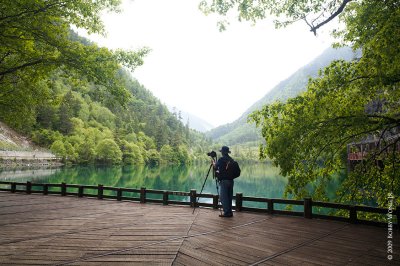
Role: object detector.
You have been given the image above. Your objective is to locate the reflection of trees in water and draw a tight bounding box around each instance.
[0,168,61,181]
[2,164,340,200]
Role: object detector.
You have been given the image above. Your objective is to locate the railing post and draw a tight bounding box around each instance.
[97,184,103,200]
[235,193,243,212]
[26,181,32,194]
[190,189,197,208]
[213,194,219,209]
[11,182,16,193]
[43,184,48,195]
[267,199,274,214]
[61,182,66,196]
[78,186,84,197]
[140,187,146,203]
[349,205,357,224]
[304,197,312,219]
[163,191,168,205]
[117,188,122,201]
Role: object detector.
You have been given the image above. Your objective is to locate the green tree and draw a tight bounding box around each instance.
[205,0,400,206]
[199,0,354,33]
[0,0,149,131]
[146,149,161,166]
[120,140,144,165]
[89,102,116,129]
[50,140,66,158]
[32,129,63,147]
[96,139,122,164]
[64,141,79,163]
[175,145,191,165]
[0,0,148,89]
[77,140,96,164]
[160,145,177,164]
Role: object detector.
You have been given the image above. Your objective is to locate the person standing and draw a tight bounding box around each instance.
[214,146,235,217]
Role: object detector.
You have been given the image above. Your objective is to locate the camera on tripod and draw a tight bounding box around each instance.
[207,150,217,158]
[192,150,220,214]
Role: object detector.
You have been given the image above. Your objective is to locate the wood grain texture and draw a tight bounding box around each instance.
[0,192,397,265]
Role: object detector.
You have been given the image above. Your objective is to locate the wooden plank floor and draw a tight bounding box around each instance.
[0,192,398,265]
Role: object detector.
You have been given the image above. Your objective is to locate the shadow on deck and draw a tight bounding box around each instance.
[0,192,398,265]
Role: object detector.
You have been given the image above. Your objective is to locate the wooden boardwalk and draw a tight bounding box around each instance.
[0,192,398,265]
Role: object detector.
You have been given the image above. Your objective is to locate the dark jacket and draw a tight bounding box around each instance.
[216,154,233,180]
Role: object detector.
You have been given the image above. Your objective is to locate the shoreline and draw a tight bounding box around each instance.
[0,159,63,169]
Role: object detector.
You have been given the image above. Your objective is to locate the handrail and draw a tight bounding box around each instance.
[0,181,398,227]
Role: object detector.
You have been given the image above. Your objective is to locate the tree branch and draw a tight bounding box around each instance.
[0,1,66,23]
[312,114,400,129]
[0,59,44,77]
[0,52,11,64]
[309,0,353,35]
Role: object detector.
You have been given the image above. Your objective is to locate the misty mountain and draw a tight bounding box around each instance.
[167,106,214,132]
[206,47,360,145]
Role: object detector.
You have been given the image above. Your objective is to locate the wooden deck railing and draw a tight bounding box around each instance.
[0,181,398,228]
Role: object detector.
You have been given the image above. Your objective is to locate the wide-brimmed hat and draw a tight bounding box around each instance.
[219,146,231,154]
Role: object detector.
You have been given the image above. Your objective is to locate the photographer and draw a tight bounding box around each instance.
[213,146,235,218]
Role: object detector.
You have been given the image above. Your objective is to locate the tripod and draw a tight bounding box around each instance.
[192,157,222,215]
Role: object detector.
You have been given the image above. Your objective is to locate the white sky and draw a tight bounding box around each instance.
[79,0,335,127]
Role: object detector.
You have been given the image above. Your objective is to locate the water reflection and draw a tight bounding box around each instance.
[1,164,345,213]
[0,163,287,199]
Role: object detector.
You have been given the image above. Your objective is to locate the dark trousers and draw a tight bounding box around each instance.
[219,179,234,216]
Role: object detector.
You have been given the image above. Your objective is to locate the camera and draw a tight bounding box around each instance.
[207,150,217,158]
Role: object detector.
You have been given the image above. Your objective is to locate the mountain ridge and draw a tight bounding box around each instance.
[165,105,215,132]
[206,47,360,145]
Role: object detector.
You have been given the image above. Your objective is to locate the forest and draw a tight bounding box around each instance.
[0,1,213,165]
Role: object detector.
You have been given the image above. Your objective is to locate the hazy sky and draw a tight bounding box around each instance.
[79,0,335,127]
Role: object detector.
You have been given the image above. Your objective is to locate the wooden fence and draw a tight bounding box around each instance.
[0,181,398,228]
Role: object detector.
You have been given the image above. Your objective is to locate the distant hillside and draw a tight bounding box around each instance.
[207,47,360,145]
[166,106,214,132]
[180,111,215,133]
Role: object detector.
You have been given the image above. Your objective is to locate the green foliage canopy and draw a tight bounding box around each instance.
[96,139,122,164]
[27,69,201,166]
[199,0,353,33]
[0,0,149,130]
[203,0,400,206]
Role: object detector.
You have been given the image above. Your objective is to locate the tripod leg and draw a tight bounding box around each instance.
[192,163,213,214]
[215,179,223,215]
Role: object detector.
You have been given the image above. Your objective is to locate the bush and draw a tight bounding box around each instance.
[121,140,144,164]
[50,140,66,158]
[96,139,122,164]
[31,129,63,147]
[146,149,160,166]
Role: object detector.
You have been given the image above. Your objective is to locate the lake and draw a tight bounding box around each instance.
[0,163,342,209]
[0,163,287,205]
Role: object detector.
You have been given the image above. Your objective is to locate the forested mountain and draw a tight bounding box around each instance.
[207,47,359,145]
[1,58,212,165]
[0,0,212,166]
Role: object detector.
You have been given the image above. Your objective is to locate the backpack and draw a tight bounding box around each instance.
[226,159,241,179]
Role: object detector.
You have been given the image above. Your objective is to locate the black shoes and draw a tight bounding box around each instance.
[219,214,233,218]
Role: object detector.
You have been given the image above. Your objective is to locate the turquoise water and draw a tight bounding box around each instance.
[0,163,288,208]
